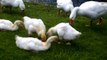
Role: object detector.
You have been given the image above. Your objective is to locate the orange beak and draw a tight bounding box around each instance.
[69,19,74,26]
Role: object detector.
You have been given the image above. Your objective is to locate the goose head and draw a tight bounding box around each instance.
[69,7,79,25]
[38,30,46,42]
[21,10,25,15]
[47,27,56,37]
[41,36,58,51]
[14,20,23,27]
[69,19,74,26]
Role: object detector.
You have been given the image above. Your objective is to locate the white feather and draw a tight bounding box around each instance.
[15,35,58,51]
[0,19,23,31]
[69,1,107,20]
[23,16,46,42]
[47,23,81,41]
[0,0,25,11]
[57,0,74,12]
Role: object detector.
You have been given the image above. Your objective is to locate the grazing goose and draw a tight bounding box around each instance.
[15,35,58,52]
[0,19,23,31]
[23,16,46,42]
[69,1,107,26]
[47,23,81,44]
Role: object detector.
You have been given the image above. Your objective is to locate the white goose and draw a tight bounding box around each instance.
[23,16,46,42]
[47,23,81,42]
[57,0,74,12]
[69,1,107,26]
[0,0,25,13]
[0,19,23,31]
[15,35,58,52]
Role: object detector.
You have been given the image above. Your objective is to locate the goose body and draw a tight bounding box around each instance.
[0,19,23,31]
[0,0,25,11]
[57,0,74,12]
[23,16,46,42]
[47,23,81,41]
[69,1,107,25]
[15,35,58,51]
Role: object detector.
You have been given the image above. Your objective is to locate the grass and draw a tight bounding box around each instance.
[0,3,107,60]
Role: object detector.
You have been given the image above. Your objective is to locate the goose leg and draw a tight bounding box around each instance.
[0,29,6,31]
[90,20,93,26]
[7,6,12,12]
[28,31,32,37]
[96,17,103,25]
[0,5,2,12]
[9,6,12,11]
[66,41,73,45]
[56,39,61,44]
[57,9,61,15]
[58,41,61,44]
[66,42,71,45]
[0,5,3,12]
[21,10,25,15]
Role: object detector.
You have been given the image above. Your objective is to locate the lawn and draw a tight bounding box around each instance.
[0,3,107,60]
